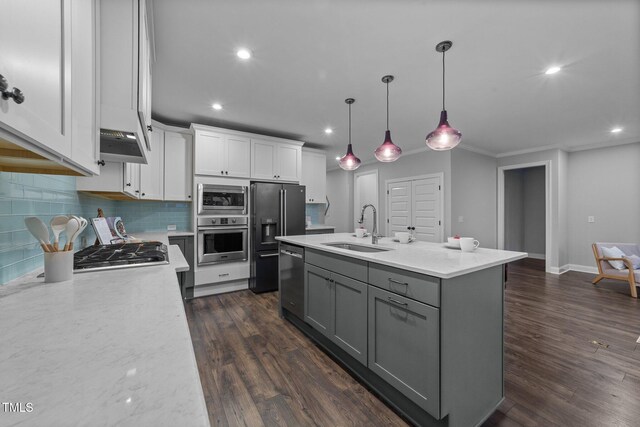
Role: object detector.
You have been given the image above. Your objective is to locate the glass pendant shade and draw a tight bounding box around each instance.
[374,130,402,162]
[339,143,361,171]
[425,110,461,151]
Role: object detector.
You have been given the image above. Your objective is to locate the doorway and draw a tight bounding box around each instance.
[498,162,551,269]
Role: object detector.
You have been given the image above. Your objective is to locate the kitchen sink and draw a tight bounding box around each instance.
[323,242,393,252]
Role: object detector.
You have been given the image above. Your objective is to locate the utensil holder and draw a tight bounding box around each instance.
[44,251,74,283]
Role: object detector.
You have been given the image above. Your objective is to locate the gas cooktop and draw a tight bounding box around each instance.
[74,241,169,273]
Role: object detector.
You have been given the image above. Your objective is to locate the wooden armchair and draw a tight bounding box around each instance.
[592,243,638,298]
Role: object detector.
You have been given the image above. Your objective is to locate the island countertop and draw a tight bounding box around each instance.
[0,232,209,427]
[276,233,527,279]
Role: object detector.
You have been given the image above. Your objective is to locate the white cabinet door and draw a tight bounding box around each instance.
[124,163,140,198]
[138,0,152,149]
[412,178,441,243]
[0,0,71,157]
[77,162,124,192]
[225,135,250,178]
[302,150,326,203]
[139,128,164,200]
[277,144,301,182]
[164,131,193,201]
[70,0,99,174]
[251,139,277,180]
[194,131,225,176]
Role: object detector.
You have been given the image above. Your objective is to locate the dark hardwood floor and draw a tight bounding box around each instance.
[185,259,640,427]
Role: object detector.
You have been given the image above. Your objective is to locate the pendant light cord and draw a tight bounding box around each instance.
[386,80,390,130]
[348,102,352,145]
[442,49,446,111]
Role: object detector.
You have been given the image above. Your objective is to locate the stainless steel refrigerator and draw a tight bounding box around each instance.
[250,182,306,293]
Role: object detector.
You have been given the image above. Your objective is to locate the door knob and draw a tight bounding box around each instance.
[147,125,152,132]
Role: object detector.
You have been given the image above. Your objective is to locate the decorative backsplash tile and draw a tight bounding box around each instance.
[0,172,191,284]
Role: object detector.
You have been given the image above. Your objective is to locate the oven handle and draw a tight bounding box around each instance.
[198,226,248,231]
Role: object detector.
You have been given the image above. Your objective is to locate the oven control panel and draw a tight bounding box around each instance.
[197,216,248,227]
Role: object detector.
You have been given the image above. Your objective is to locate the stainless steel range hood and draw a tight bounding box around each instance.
[100,128,147,163]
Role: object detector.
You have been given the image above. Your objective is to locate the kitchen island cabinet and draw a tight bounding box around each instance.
[277,233,526,427]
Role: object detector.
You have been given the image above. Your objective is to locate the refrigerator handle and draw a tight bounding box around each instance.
[283,189,288,236]
[279,189,284,236]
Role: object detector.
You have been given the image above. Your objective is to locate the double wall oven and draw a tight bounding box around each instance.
[196,184,249,266]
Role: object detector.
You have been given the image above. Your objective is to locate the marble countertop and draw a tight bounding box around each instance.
[276,233,527,279]
[0,232,209,426]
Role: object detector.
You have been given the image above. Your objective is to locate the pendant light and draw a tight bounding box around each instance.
[374,75,402,162]
[426,40,462,151]
[338,98,361,171]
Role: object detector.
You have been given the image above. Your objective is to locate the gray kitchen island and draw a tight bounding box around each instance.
[276,233,527,427]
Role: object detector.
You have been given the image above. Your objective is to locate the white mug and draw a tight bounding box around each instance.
[459,237,480,252]
[395,232,411,244]
[355,228,367,238]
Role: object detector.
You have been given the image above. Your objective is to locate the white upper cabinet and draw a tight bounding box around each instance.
[301,149,327,203]
[192,125,250,178]
[0,0,99,175]
[139,128,164,200]
[124,163,141,199]
[250,139,277,180]
[100,0,152,161]
[251,139,302,182]
[164,131,193,201]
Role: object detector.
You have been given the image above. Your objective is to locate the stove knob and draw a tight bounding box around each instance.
[211,219,217,224]
[231,219,237,224]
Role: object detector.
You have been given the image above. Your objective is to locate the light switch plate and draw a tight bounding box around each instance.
[167,224,177,231]
[588,216,595,223]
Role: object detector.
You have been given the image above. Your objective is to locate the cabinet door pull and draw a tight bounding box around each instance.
[388,278,408,287]
[219,273,230,277]
[388,297,408,307]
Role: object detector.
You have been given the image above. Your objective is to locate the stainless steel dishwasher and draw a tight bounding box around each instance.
[279,243,304,320]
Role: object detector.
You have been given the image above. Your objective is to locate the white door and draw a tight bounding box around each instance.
[194,131,225,176]
[164,131,192,201]
[0,0,71,157]
[276,144,301,182]
[225,135,251,178]
[251,139,277,180]
[139,128,164,200]
[354,170,379,233]
[412,177,441,242]
[387,180,412,236]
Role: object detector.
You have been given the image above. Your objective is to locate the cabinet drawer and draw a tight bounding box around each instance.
[368,263,440,308]
[305,249,367,283]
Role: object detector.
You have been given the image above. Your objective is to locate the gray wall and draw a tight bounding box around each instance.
[325,169,353,233]
[522,167,546,255]
[451,148,498,248]
[504,169,524,251]
[568,143,640,267]
[327,148,452,239]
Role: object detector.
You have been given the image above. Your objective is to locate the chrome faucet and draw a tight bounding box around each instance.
[358,204,382,244]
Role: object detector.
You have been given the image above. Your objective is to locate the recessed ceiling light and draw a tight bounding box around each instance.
[324,128,333,134]
[236,48,251,60]
[212,103,223,110]
[611,127,623,133]
[545,66,562,75]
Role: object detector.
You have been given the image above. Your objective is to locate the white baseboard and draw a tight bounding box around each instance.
[528,253,546,260]
[547,264,570,275]
[566,264,598,274]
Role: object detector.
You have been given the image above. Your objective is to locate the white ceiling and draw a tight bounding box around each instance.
[151,0,640,166]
